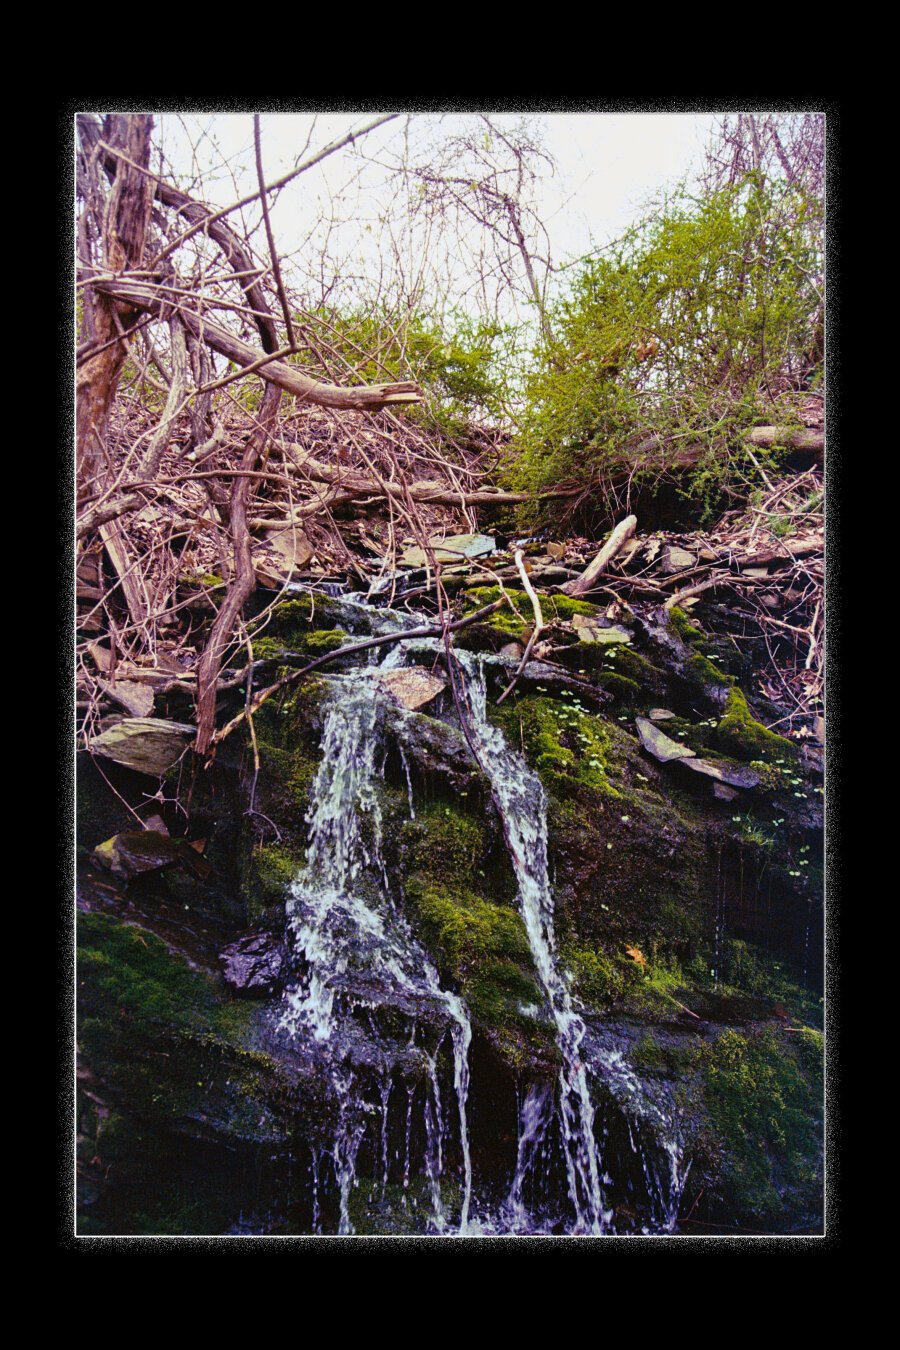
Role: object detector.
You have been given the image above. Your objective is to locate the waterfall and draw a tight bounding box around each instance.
[278,669,474,1234]
[274,591,686,1234]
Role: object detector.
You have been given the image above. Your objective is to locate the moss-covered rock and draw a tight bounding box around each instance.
[716,688,799,766]
[492,691,621,796]
[695,1026,823,1225]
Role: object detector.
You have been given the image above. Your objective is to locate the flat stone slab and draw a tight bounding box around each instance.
[682,757,761,789]
[635,716,697,762]
[572,614,633,644]
[379,667,446,711]
[89,717,195,775]
[402,533,495,567]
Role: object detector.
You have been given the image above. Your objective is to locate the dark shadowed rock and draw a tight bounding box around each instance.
[219,932,287,996]
[93,830,187,878]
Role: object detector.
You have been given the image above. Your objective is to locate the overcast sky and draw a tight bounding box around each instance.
[150,111,723,331]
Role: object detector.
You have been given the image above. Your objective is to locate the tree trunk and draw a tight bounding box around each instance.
[76,115,154,496]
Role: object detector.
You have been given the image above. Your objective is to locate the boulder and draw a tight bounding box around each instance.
[219,932,287,996]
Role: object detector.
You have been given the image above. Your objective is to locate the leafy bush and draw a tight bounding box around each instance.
[290,306,515,438]
[506,176,823,510]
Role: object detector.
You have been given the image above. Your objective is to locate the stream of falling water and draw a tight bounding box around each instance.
[455,649,609,1233]
[275,591,685,1234]
[278,670,472,1234]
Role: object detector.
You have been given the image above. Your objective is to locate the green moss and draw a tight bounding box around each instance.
[407,880,542,1025]
[716,688,798,765]
[258,594,340,633]
[630,1031,692,1076]
[668,606,706,644]
[181,570,226,589]
[492,692,620,796]
[668,607,734,691]
[595,672,642,701]
[404,802,488,883]
[685,651,733,690]
[77,912,307,1159]
[242,840,303,922]
[401,804,544,1044]
[296,627,348,655]
[462,586,600,642]
[698,1027,823,1220]
[562,942,637,1006]
[77,911,227,1036]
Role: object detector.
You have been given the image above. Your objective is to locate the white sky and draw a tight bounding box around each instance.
[155,112,720,296]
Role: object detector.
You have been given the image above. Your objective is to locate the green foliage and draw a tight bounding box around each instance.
[719,939,823,1029]
[506,177,823,509]
[562,943,637,1006]
[291,306,514,437]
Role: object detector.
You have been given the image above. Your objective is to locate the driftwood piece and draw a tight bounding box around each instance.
[562,515,638,597]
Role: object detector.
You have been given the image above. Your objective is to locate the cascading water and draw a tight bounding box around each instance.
[274,589,686,1235]
[277,663,473,1234]
[455,649,608,1233]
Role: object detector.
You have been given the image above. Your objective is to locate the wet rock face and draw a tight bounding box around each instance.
[220,932,287,996]
[77,584,824,1236]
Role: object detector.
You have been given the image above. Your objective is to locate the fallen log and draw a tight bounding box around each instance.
[745,427,824,455]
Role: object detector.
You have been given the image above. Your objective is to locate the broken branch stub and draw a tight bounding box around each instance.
[562,515,638,597]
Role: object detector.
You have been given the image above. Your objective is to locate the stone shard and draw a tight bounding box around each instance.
[98,678,155,718]
[89,717,195,775]
[635,716,697,762]
[379,667,446,711]
[219,932,287,997]
[259,526,314,577]
[659,545,698,574]
[648,708,677,721]
[401,533,495,567]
